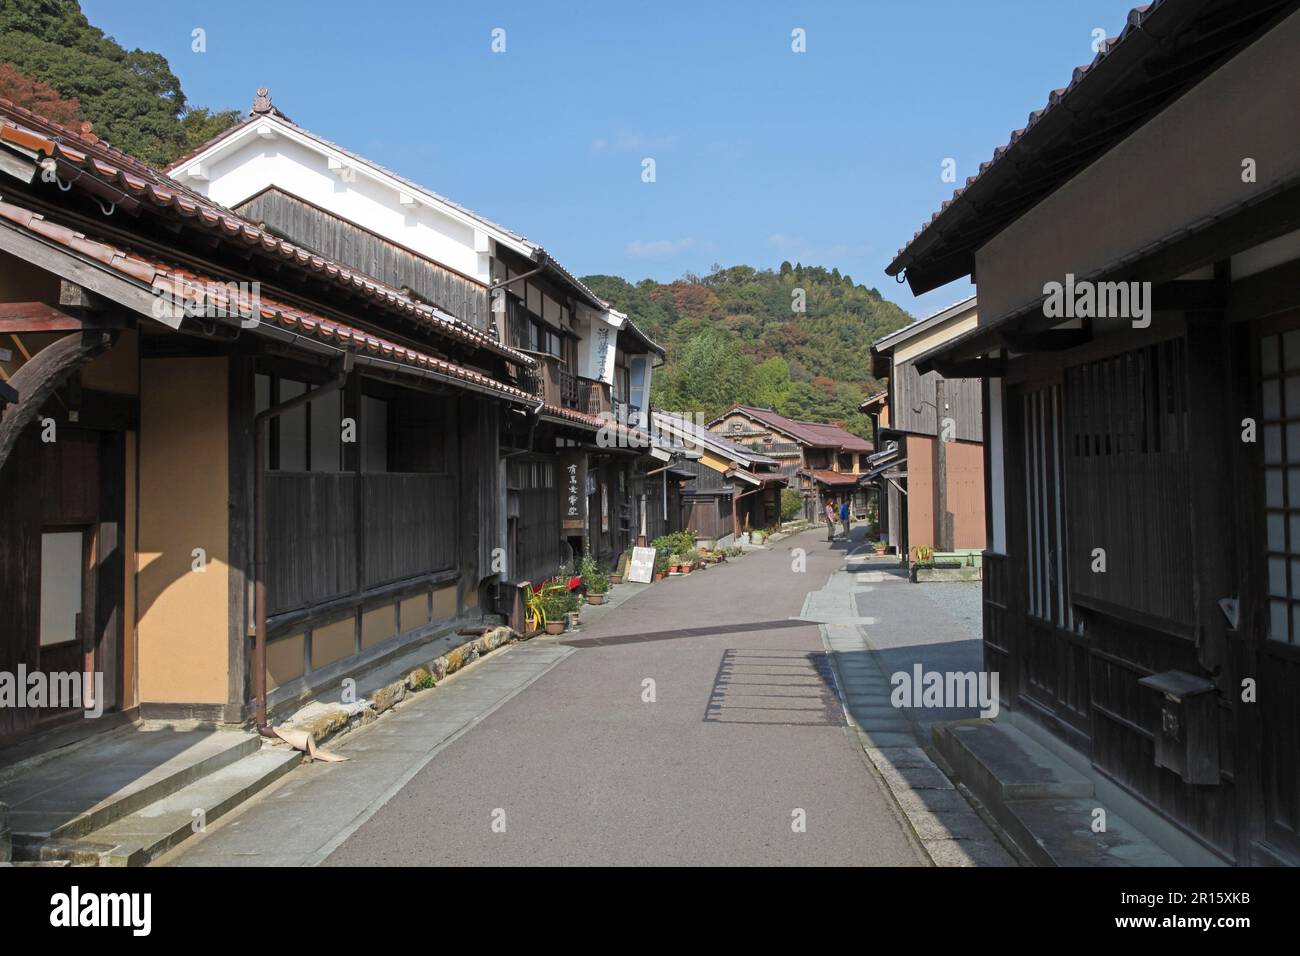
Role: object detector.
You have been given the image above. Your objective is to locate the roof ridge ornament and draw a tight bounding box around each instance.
[252,87,273,115]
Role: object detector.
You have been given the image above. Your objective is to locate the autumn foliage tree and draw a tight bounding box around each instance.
[0,62,81,126]
[586,264,912,438]
[0,0,239,165]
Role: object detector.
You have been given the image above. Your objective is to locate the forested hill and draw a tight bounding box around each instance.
[583,264,914,439]
[0,0,240,166]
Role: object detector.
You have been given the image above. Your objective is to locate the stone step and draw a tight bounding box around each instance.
[935,720,1093,803]
[934,720,1180,866]
[25,746,301,867]
[4,730,262,845]
[1002,797,1181,867]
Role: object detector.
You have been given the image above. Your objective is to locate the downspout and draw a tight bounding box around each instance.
[251,355,352,735]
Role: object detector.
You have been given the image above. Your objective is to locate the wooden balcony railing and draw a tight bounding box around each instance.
[525,353,614,416]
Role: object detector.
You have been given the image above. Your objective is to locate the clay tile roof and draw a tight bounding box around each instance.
[717,405,873,454]
[0,194,537,407]
[0,97,536,370]
[885,0,1288,292]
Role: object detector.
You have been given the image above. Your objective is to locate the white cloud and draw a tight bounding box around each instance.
[766,233,873,261]
[626,238,697,258]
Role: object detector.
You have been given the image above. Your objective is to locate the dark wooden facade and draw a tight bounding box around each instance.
[980,312,1289,862]
[236,188,491,328]
[882,0,1300,866]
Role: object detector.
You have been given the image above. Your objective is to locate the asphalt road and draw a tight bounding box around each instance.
[324,530,924,866]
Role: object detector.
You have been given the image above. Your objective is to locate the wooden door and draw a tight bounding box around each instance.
[1017,381,1090,743]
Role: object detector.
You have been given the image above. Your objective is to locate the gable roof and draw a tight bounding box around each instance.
[0,97,536,369]
[885,0,1294,295]
[167,91,608,312]
[872,295,977,354]
[711,405,873,454]
[651,411,777,468]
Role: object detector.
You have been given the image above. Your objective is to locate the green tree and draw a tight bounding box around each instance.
[0,0,239,165]
[589,261,911,438]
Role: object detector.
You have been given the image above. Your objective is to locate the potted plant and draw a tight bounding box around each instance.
[524,580,565,635]
[579,553,610,604]
[654,553,669,581]
[873,540,888,555]
[541,587,571,634]
[668,553,683,575]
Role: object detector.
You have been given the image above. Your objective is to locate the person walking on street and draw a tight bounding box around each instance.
[840,499,851,539]
[825,500,837,541]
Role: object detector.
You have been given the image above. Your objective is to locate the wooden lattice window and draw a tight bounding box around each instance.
[1261,329,1300,644]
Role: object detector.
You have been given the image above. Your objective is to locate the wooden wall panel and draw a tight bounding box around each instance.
[237,189,490,328]
[265,473,357,615]
[1064,340,1194,627]
[362,474,457,588]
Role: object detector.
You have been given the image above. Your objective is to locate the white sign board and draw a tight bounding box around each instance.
[627,546,657,584]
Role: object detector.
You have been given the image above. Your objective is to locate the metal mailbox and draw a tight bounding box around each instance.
[1137,670,1220,785]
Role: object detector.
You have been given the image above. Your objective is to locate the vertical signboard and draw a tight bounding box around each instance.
[561,449,587,532]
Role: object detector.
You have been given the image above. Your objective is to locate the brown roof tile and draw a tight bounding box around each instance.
[0,97,535,370]
[0,195,537,407]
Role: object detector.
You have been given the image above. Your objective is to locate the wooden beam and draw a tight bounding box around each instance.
[0,301,130,332]
[917,356,1007,378]
[999,328,1092,352]
[1151,279,1228,311]
[0,329,117,471]
[1226,256,1300,323]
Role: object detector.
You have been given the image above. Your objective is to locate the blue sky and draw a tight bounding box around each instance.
[84,0,1140,319]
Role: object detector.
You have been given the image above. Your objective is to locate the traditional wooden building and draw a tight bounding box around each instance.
[0,97,559,745]
[708,405,872,521]
[885,0,1300,865]
[866,296,985,557]
[652,411,785,544]
[167,90,671,583]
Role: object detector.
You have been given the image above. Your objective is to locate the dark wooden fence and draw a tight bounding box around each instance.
[361,474,457,588]
[266,472,457,615]
[508,456,562,583]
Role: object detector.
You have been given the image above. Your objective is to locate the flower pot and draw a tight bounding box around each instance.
[609,574,623,585]
[654,572,665,581]
[544,621,565,635]
[586,592,606,605]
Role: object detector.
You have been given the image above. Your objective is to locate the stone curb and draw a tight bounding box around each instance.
[278,625,519,749]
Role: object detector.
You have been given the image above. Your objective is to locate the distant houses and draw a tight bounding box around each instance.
[653,411,786,545]
[885,2,1300,866]
[0,89,688,746]
[708,405,873,522]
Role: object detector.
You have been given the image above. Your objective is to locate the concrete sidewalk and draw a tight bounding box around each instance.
[799,533,1015,866]
[161,640,573,866]
[822,531,1212,867]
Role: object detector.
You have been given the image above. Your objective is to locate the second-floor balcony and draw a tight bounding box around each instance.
[523,352,613,417]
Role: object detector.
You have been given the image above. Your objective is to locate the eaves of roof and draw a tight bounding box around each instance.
[168,106,607,317]
[0,99,536,370]
[0,196,540,408]
[885,0,1294,295]
[871,295,977,354]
